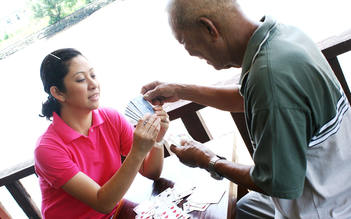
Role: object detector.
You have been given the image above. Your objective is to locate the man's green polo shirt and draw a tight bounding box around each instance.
[239,16,345,200]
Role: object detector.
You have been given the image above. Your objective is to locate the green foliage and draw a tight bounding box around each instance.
[0,0,95,49]
[31,0,80,25]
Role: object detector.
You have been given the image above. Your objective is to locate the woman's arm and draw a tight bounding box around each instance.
[139,143,164,180]
[62,114,161,214]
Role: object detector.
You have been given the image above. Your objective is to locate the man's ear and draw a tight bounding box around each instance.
[50,86,65,102]
[198,17,219,41]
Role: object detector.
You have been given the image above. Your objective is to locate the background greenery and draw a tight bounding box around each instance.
[0,0,96,50]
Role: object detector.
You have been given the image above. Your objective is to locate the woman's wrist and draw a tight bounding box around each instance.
[154,139,165,149]
[129,147,149,161]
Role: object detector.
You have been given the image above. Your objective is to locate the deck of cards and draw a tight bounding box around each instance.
[133,182,225,218]
[133,185,194,219]
[125,95,155,125]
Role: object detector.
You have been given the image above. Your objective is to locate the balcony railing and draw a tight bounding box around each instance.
[1,30,350,219]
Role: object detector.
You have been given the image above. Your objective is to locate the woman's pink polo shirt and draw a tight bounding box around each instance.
[34,108,133,219]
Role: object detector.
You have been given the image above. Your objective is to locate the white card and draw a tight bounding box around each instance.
[187,181,225,204]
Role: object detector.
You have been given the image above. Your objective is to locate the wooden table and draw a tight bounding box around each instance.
[124,133,236,219]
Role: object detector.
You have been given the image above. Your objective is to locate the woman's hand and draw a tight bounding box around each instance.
[154,106,169,142]
[132,114,161,157]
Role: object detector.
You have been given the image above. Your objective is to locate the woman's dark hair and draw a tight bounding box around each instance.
[40,48,82,120]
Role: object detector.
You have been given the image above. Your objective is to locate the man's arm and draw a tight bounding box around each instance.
[169,142,265,194]
[214,159,265,193]
[141,81,244,112]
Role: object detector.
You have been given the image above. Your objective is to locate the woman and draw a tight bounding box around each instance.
[35,48,169,218]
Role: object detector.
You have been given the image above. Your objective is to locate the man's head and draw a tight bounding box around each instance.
[167,0,257,69]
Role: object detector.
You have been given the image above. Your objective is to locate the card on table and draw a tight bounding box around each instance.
[187,180,226,204]
[134,186,193,219]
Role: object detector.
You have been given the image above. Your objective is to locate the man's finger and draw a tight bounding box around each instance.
[143,90,158,102]
[151,99,162,106]
[170,144,181,155]
[141,81,159,94]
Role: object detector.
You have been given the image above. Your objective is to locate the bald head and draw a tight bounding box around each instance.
[167,0,240,30]
[166,0,258,68]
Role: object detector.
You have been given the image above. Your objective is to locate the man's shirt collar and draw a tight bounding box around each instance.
[239,16,277,93]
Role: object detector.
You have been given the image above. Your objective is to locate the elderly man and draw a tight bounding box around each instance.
[141,0,351,218]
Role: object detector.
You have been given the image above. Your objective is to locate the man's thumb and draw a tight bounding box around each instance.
[170,144,180,155]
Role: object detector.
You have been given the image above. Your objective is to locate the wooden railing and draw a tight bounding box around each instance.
[1,30,350,218]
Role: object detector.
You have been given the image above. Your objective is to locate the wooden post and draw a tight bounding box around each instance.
[327,57,351,103]
[181,111,212,143]
[5,181,41,219]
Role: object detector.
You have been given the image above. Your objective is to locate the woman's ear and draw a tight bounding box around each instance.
[50,86,65,103]
[198,17,220,41]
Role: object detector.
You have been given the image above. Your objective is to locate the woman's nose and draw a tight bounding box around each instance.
[87,77,98,89]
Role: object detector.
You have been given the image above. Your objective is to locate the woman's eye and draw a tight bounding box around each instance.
[76,78,85,82]
[91,74,96,79]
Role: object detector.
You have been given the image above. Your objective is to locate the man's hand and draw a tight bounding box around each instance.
[141,81,182,105]
[169,139,217,169]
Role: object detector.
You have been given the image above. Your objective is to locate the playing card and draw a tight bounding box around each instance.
[131,95,154,115]
[156,187,176,202]
[182,202,193,214]
[125,107,141,121]
[187,181,225,204]
[173,185,196,200]
[166,134,181,148]
[133,199,156,215]
[155,202,188,219]
[127,101,144,118]
[165,133,194,149]
[125,95,155,125]
[135,214,153,219]
[186,201,210,212]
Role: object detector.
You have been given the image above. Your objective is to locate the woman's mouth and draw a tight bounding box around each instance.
[89,93,100,101]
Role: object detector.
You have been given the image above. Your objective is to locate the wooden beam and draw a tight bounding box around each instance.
[230,112,253,156]
[165,100,206,121]
[5,181,41,219]
[0,160,35,187]
[318,29,351,59]
[181,111,212,143]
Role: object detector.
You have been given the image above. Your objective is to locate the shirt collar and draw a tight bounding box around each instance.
[239,16,277,88]
[52,109,104,143]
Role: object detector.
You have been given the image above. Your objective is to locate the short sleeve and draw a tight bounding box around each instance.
[35,140,80,189]
[116,112,134,156]
[250,107,307,199]
[100,108,134,156]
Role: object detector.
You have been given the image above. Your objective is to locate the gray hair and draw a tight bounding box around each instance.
[167,0,238,30]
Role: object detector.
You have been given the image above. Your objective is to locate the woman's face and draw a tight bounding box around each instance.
[61,55,100,112]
